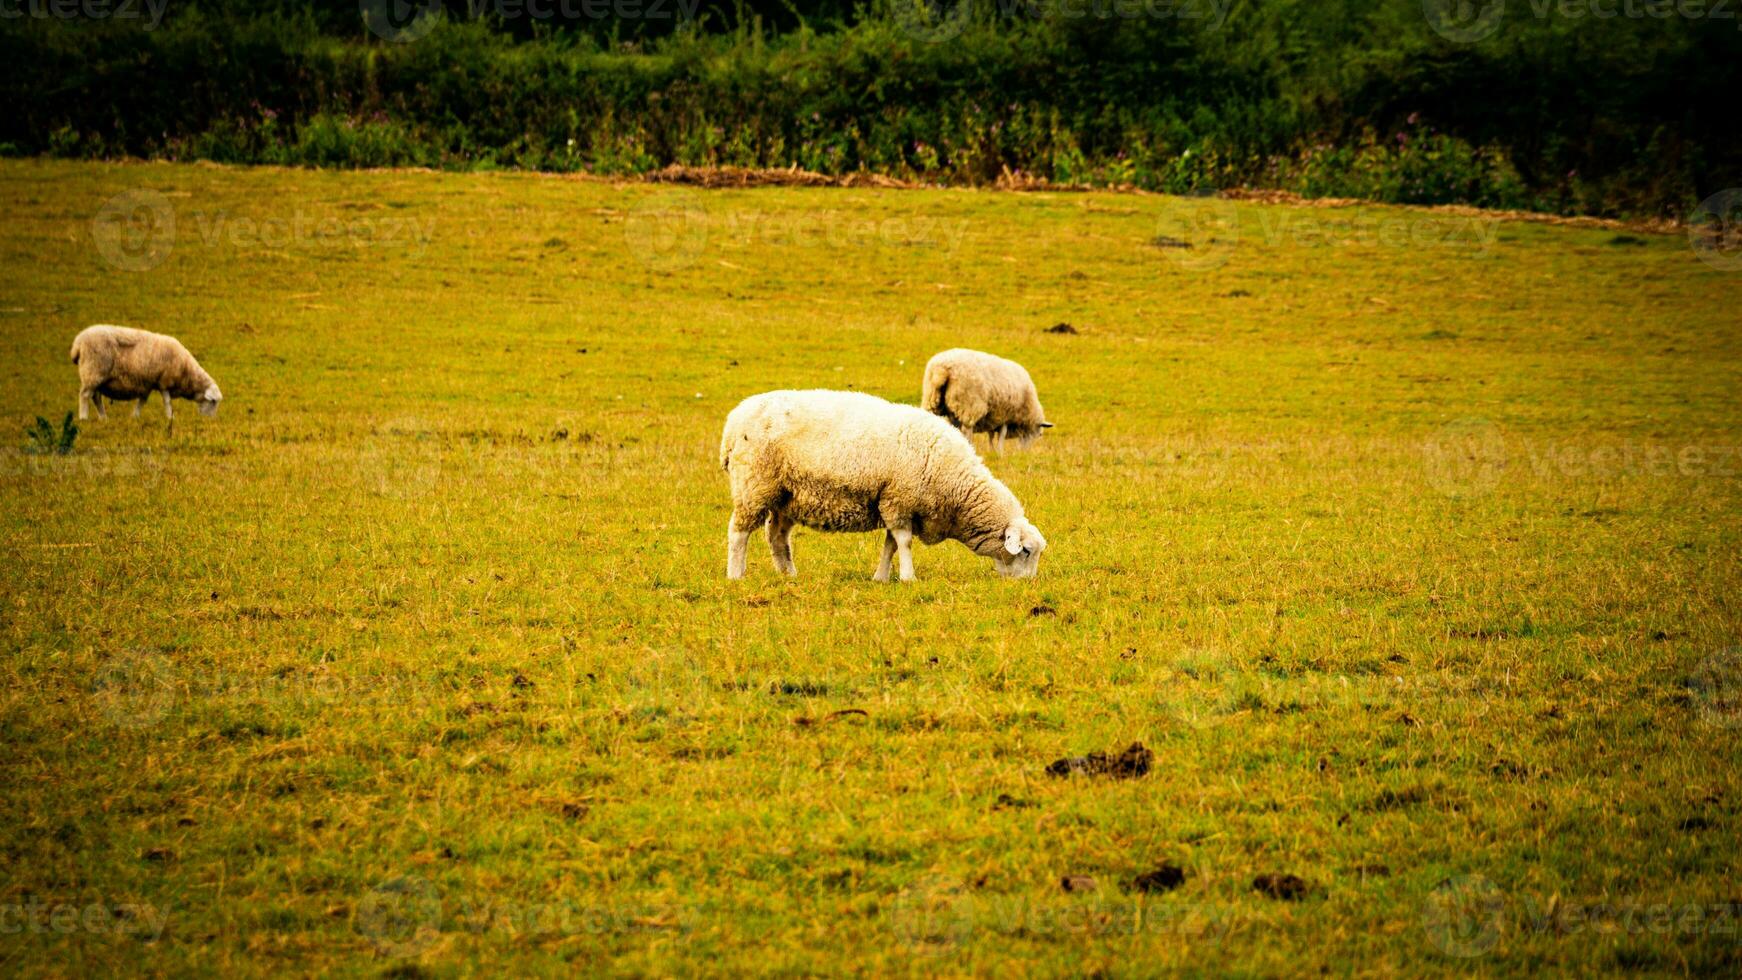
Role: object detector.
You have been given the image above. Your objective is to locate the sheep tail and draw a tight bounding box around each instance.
[69,340,80,364]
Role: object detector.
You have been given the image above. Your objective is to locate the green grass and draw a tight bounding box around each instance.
[1,158,1738,975]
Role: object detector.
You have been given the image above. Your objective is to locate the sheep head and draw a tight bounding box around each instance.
[197,383,222,418]
[992,518,1047,579]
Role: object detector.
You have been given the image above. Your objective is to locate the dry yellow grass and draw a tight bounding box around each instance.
[0,159,1738,975]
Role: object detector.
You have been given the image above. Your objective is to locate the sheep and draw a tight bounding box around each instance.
[720,389,1047,582]
[921,348,1052,453]
[70,325,222,422]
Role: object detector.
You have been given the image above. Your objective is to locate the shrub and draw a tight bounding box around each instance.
[24,414,78,456]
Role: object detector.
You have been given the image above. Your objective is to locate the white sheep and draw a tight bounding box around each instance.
[921,348,1052,453]
[70,325,222,422]
[720,389,1047,582]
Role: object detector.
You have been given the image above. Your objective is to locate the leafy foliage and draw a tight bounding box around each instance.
[23,413,78,456]
[1,1,1736,215]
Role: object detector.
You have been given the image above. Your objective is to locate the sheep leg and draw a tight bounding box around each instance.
[873,531,896,582]
[995,426,1007,454]
[131,399,141,419]
[162,390,173,421]
[726,512,761,580]
[767,511,796,577]
[891,527,916,583]
[94,394,107,420]
[78,389,93,421]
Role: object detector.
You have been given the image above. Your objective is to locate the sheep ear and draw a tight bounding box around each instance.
[1039,422,1054,429]
[1004,526,1024,555]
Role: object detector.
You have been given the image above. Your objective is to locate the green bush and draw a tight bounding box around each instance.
[24,414,78,456]
[0,2,1735,216]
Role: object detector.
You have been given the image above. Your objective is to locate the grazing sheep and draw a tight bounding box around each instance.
[720,389,1047,582]
[70,325,222,422]
[921,348,1052,453]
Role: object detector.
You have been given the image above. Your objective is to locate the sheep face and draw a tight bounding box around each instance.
[196,383,222,418]
[1016,421,1055,449]
[991,519,1047,579]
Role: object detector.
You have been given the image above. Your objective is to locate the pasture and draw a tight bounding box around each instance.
[0,158,1738,975]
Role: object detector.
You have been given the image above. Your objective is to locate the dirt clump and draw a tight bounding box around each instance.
[1046,742,1153,779]
[1252,873,1311,900]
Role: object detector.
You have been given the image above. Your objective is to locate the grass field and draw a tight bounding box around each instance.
[1,158,1739,976]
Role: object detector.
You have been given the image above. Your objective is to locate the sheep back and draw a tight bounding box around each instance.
[722,390,1020,544]
[921,348,1047,436]
[72,325,215,400]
